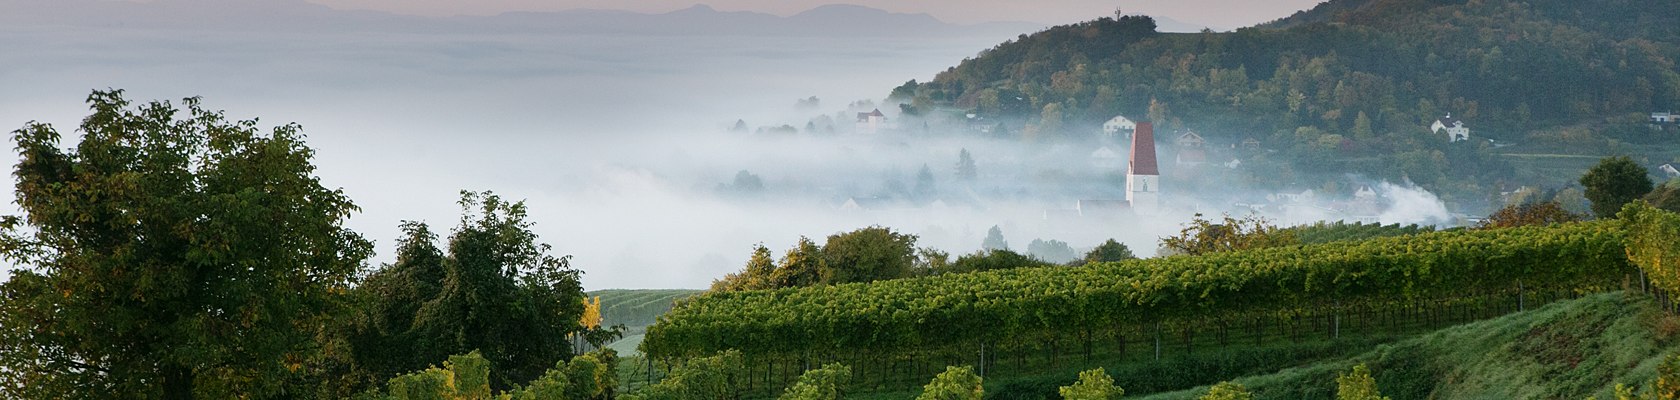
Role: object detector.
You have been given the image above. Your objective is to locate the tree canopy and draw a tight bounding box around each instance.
[1580,156,1653,218]
[0,90,374,398]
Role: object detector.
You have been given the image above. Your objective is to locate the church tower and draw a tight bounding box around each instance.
[1127,121,1159,213]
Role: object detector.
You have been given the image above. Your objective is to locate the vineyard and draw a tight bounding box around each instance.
[641,219,1642,395]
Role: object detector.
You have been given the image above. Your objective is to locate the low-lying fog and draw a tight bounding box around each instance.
[0,17,1454,289]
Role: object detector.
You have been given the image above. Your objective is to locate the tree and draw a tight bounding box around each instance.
[1336,364,1390,400]
[712,244,776,292]
[0,90,374,398]
[915,164,937,199]
[394,191,587,390]
[1083,239,1137,264]
[820,226,919,284]
[1059,368,1124,400]
[946,249,1046,274]
[982,225,1009,251]
[1581,156,1653,218]
[350,222,450,390]
[956,149,978,181]
[1027,239,1080,264]
[1198,382,1252,400]
[1159,214,1298,256]
[770,237,825,288]
[1478,202,1582,229]
[778,363,852,400]
[917,366,984,400]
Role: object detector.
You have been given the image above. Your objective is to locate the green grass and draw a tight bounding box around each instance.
[1135,291,1678,400]
[588,289,703,356]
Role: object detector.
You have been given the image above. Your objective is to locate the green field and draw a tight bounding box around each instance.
[587,289,702,355]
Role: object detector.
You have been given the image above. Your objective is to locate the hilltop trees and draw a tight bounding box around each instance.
[1581,156,1653,218]
[1160,214,1298,256]
[1082,239,1138,264]
[712,227,921,291]
[0,90,374,398]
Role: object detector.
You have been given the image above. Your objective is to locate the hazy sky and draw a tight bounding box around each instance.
[305,0,1327,28]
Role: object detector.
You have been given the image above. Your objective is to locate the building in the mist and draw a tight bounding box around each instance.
[856,109,886,134]
[1090,146,1123,171]
[1174,131,1207,167]
[1103,115,1137,138]
[1127,121,1160,213]
[1430,114,1470,142]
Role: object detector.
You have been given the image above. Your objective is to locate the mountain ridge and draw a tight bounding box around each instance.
[0,0,1044,37]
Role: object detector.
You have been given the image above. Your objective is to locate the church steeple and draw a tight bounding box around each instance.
[1127,121,1160,213]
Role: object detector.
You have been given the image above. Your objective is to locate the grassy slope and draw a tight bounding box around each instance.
[587,289,702,355]
[1136,292,1678,400]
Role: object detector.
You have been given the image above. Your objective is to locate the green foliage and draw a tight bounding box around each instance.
[1199,382,1252,400]
[621,350,746,400]
[383,351,492,400]
[0,90,374,398]
[1283,221,1433,245]
[1582,156,1655,219]
[1335,364,1388,400]
[917,366,984,400]
[1059,368,1125,400]
[820,226,919,285]
[943,249,1048,274]
[349,191,586,391]
[1621,202,1680,309]
[1160,214,1299,256]
[1083,239,1138,264]
[644,222,1628,361]
[378,350,617,400]
[778,363,853,400]
[1643,180,1680,213]
[1479,202,1583,229]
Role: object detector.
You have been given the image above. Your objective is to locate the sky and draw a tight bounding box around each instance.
[302,0,1326,28]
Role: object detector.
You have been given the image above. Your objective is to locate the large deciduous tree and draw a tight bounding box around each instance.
[1580,156,1653,219]
[0,90,374,398]
[820,226,918,285]
[351,191,586,391]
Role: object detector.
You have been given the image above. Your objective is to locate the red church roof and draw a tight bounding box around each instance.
[1130,121,1159,175]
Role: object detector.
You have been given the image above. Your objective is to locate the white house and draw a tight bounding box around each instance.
[1661,164,1680,178]
[1176,131,1206,148]
[855,109,886,134]
[1430,114,1470,142]
[1654,112,1675,124]
[1102,116,1137,138]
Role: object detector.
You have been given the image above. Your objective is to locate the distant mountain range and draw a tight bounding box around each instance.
[0,0,1058,37]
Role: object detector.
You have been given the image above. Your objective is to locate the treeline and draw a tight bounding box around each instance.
[710,227,1137,293]
[896,0,1680,206]
[914,0,1679,139]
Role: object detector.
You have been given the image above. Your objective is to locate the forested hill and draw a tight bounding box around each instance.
[899,0,1680,143]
